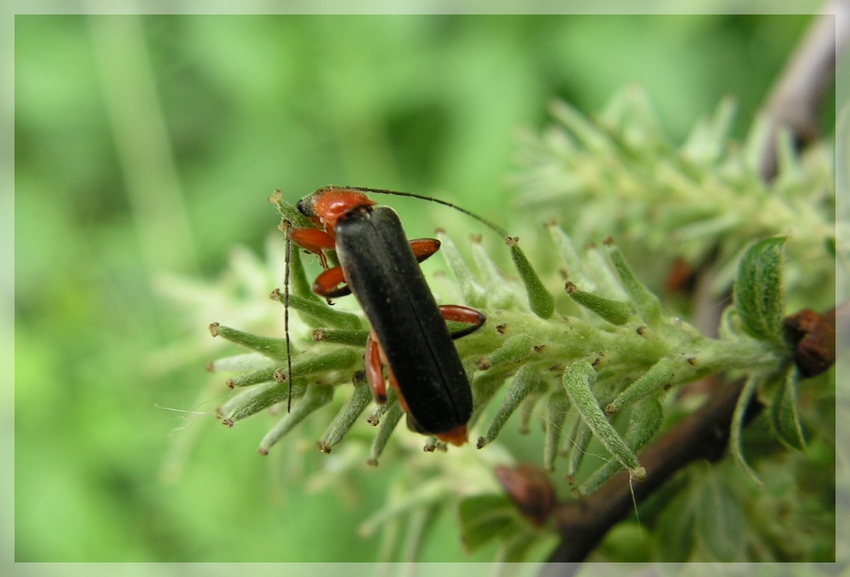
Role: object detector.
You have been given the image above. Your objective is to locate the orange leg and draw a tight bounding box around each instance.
[290,227,335,268]
[365,331,387,403]
[365,332,413,415]
[312,266,351,298]
[387,369,412,414]
[409,238,441,263]
[366,325,469,446]
[440,305,486,340]
[290,227,336,253]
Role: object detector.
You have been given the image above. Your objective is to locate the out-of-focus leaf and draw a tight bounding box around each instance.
[497,529,537,563]
[458,495,521,552]
[654,489,696,562]
[695,471,745,560]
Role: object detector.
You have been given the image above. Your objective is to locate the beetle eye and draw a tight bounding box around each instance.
[296,198,313,217]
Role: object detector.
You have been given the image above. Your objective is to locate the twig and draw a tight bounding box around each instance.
[758,0,850,180]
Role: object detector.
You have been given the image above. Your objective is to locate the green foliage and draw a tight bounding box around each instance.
[198,85,837,563]
[695,467,747,560]
[218,192,805,471]
[507,238,556,319]
[14,12,835,566]
[458,495,525,551]
[511,88,836,310]
[769,365,807,451]
[208,187,829,563]
[562,361,645,482]
[734,237,787,344]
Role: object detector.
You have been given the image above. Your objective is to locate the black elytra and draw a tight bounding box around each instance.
[333,204,475,436]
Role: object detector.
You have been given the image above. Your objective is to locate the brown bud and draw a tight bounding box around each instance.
[784,308,835,378]
[494,464,556,527]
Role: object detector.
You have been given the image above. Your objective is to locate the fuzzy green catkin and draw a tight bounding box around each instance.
[606,240,662,326]
[605,356,680,414]
[477,333,534,369]
[544,389,570,472]
[226,366,278,388]
[547,223,596,290]
[436,229,487,307]
[286,348,361,379]
[269,191,313,229]
[585,245,629,301]
[218,380,303,424]
[317,376,374,453]
[258,384,334,454]
[565,420,593,483]
[271,291,362,331]
[311,328,370,346]
[368,401,405,465]
[209,322,289,360]
[367,389,399,426]
[518,390,544,434]
[550,99,611,153]
[282,224,324,304]
[576,398,663,494]
[471,239,515,308]
[563,361,645,481]
[564,282,632,326]
[507,238,555,319]
[468,365,521,430]
[478,364,542,448]
[208,352,274,373]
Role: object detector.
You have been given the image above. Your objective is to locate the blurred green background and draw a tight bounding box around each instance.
[14,13,823,563]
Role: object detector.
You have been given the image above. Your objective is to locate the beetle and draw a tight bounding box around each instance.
[288,186,486,445]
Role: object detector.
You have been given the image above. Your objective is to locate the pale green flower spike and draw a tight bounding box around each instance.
[511,87,834,305]
[179,88,837,565]
[565,420,593,483]
[471,239,515,309]
[317,375,372,454]
[368,398,404,466]
[436,229,487,308]
[203,90,818,502]
[507,236,556,319]
[208,200,795,496]
[543,389,570,472]
[477,364,545,448]
[577,398,663,495]
[258,383,334,455]
[563,361,646,482]
[564,281,632,326]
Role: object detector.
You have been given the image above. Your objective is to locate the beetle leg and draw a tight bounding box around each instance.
[386,368,412,414]
[408,238,441,263]
[290,227,336,252]
[440,305,487,340]
[311,266,352,299]
[290,227,336,268]
[369,335,415,418]
[365,331,388,403]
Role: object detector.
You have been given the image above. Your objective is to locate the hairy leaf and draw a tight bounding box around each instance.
[770,365,807,451]
[733,237,786,343]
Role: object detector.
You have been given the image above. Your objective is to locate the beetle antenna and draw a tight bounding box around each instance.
[283,219,294,412]
[348,186,509,238]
